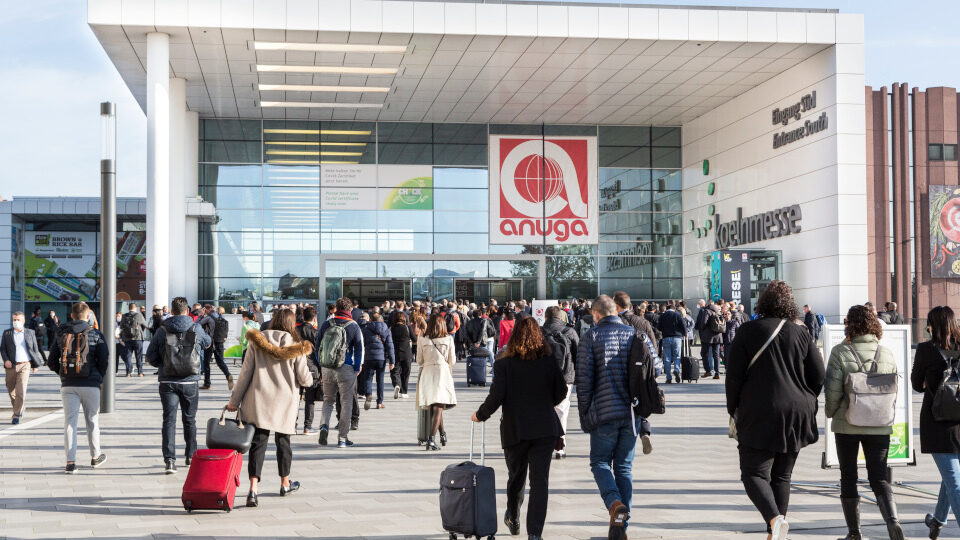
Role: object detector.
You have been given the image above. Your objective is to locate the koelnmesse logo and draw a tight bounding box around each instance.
[714,205,803,249]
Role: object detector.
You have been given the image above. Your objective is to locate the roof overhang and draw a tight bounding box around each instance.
[87,1,856,125]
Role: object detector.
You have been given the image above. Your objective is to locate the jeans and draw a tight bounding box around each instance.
[321,364,358,439]
[589,419,638,523]
[248,426,292,480]
[662,337,682,379]
[61,386,101,463]
[204,342,230,386]
[159,382,199,462]
[701,342,721,375]
[363,361,387,404]
[932,453,960,526]
[485,340,496,381]
[834,433,891,499]
[122,340,143,375]
[505,436,555,536]
[738,445,799,523]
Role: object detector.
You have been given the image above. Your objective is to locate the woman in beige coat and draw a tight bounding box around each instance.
[226,308,313,508]
[416,312,457,451]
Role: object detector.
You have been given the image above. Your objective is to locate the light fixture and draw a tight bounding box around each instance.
[263,129,372,135]
[253,42,407,53]
[266,150,363,156]
[264,141,367,147]
[259,84,390,93]
[257,64,398,75]
[267,159,360,165]
[260,101,381,109]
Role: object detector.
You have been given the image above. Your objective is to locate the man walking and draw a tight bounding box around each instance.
[297,306,322,434]
[198,304,233,391]
[119,302,148,377]
[317,297,364,448]
[695,300,723,379]
[146,297,211,474]
[542,305,579,459]
[27,307,46,355]
[802,305,821,341]
[1,312,44,424]
[577,295,641,540]
[657,303,686,384]
[46,302,108,474]
[612,292,657,345]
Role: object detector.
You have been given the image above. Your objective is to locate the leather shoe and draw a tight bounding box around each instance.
[504,511,520,535]
[246,491,258,507]
[280,481,300,496]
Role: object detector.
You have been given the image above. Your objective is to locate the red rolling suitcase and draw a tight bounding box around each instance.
[182,449,243,513]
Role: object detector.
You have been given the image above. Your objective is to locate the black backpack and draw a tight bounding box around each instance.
[628,332,665,417]
[213,316,229,342]
[708,311,727,334]
[162,328,201,377]
[545,330,571,375]
[119,312,138,340]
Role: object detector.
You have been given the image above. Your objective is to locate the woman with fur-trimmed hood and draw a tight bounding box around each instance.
[225,308,313,508]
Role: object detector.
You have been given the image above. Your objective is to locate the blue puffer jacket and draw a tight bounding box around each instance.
[360,320,395,366]
[576,315,635,433]
[146,315,212,383]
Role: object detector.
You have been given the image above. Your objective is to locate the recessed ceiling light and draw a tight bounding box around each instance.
[264,141,368,147]
[262,129,372,135]
[266,150,364,156]
[260,101,382,109]
[256,65,399,75]
[266,159,361,165]
[259,84,390,93]
[253,42,407,53]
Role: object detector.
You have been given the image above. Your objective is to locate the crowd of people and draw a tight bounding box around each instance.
[0,284,956,540]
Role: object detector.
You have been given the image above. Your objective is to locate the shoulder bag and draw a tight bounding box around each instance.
[729,319,786,440]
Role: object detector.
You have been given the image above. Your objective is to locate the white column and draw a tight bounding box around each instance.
[168,77,186,299]
[146,32,170,310]
[184,110,200,303]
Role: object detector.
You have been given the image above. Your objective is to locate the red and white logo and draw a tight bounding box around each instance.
[489,135,598,244]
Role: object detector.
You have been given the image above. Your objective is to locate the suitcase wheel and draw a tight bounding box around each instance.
[449,534,457,540]
[183,504,192,514]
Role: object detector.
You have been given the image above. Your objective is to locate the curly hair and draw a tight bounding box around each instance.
[755,280,801,321]
[844,304,882,340]
[502,317,551,361]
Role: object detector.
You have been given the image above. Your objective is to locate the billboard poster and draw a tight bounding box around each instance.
[710,250,752,314]
[11,225,23,305]
[532,299,558,326]
[489,135,598,245]
[929,185,960,277]
[318,165,433,211]
[822,324,915,466]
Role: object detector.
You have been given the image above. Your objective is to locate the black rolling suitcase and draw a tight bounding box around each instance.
[440,423,497,540]
[417,406,434,445]
[466,354,487,387]
[680,339,699,383]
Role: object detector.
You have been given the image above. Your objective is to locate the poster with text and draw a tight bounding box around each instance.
[710,250,752,314]
[489,135,598,245]
[378,165,433,210]
[929,185,960,277]
[11,225,23,305]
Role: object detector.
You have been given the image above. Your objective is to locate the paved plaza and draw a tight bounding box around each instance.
[0,360,956,539]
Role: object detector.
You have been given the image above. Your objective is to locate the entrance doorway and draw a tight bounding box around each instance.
[454,279,522,305]
[342,279,411,308]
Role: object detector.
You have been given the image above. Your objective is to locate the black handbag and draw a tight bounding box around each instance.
[933,347,960,422]
[205,407,256,453]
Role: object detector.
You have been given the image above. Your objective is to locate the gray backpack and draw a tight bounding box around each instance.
[319,319,354,369]
[844,342,898,428]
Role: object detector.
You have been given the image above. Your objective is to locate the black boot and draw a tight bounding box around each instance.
[837,498,862,540]
[875,490,905,540]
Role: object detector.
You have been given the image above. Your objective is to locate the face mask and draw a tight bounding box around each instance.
[12,321,24,331]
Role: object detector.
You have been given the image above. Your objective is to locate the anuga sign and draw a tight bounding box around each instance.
[714,206,802,249]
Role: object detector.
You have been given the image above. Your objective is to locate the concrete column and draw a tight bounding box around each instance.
[184,111,200,303]
[146,32,170,310]
[168,77,186,299]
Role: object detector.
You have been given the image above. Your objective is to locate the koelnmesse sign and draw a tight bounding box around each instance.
[772,90,828,150]
[714,205,802,249]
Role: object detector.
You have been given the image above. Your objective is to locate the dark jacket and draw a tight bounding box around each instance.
[297,322,321,378]
[696,304,723,344]
[575,312,595,337]
[390,322,413,365]
[464,317,496,347]
[360,320,395,366]
[317,315,364,372]
[911,341,960,454]
[724,314,741,344]
[657,309,686,339]
[146,315,212,383]
[44,315,60,344]
[803,311,820,339]
[475,352,567,448]
[576,316,636,433]
[120,310,148,341]
[542,318,579,385]
[886,311,905,325]
[1,328,44,368]
[350,307,363,322]
[46,320,108,388]
[725,318,825,453]
[619,309,657,345]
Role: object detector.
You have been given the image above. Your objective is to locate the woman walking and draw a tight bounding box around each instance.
[725,280,824,540]
[390,312,413,399]
[416,312,457,451]
[499,310,516,353]
[225,308,313,508]
[824,305,901,540]
[472,317,567,540]
[912,305,960,539]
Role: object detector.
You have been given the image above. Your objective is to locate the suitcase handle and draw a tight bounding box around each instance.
[469,421,485,466]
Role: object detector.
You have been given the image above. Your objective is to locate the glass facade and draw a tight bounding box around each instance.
[198,120,682,306]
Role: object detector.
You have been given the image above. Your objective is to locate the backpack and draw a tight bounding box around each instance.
[545,330,571,375]
[933,347,960,422]
[58,331,91,379]
[816,313,826,328]
[213,316,229,342]
[577,318,594,337]
[629,332,665,417]
[119,312,138,340]
[162,328,201,377]
[320,319,355,369]
[445,312,460,334]
[843,342,898,427]
[708,311,726,334]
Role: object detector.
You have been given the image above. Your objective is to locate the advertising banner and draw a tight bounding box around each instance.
[318,165,434,211]
[532,299,558,326]
[11,226,23,305]
[321,164,376,187]
[710,250,752,314]
[489,135,598,245]
[221,314,244,358]
[822,324,915,467]
[321,187,376,210]
[929,185,960,277]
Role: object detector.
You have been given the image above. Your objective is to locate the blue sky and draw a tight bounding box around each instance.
[0,0,957,198]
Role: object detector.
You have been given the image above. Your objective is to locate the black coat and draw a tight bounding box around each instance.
[475,352,568,448]
[725,318,825,453]
[911,341,960,454]
[390,323,413,364]
[44,315,60,344]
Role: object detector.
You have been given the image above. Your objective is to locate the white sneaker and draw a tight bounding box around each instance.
[401,393,410,399]
[640,434,653,455]
[770,515,788,540]
[394,387,401,400]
